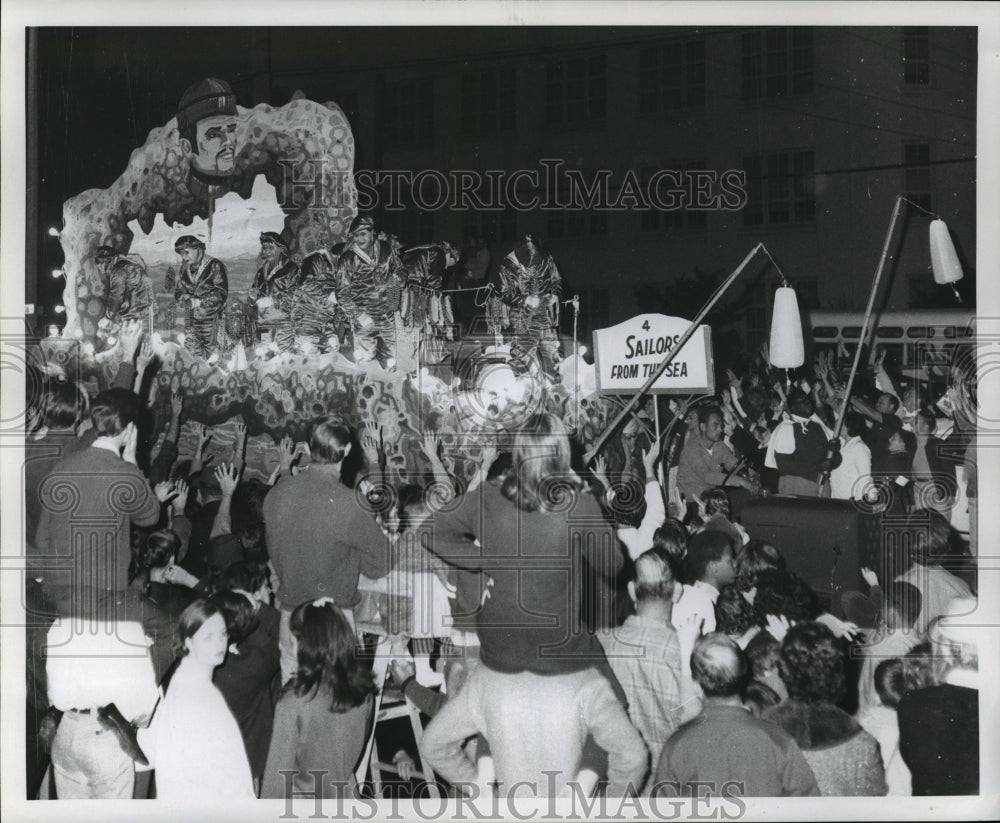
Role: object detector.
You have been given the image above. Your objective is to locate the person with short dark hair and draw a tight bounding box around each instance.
[34,387,162,619]
[335,215,404,368]
[751,569,819,626]
[249,231,302,351]
[677,405,755,500]
[651,633,819,798]
[830,411,874,501]
[264,415,391,684]
[765,389,840,497]
[211,589,281,790]
[765,622,887,796]
[172,235,228,359]
[911,408,958,516]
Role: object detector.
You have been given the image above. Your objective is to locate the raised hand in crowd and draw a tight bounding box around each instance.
[641,441,659,481]
[153,480,176,504]
[136,336,155,376]
[764,613,792,642]
[591,454,612,496]
[211,462,240,539]
[860,567,879,589]
[726,368,743,397]
[215,462,240,498]
[171,479,189,518]
[121,420,139,465]
[191,423,212,474]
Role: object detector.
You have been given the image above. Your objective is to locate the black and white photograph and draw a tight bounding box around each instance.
[1,2,998,822]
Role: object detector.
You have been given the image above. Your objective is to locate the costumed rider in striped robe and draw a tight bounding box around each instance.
[334,216,404,370]
[248,231,301,352]
[497,234,563,378]
[289,244,350,355]
[172,235,228,360]
[400,241,459,364]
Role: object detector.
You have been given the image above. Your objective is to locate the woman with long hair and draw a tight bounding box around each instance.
[420,413,644,797]
[261,599,375,800]
[138,599,255,798]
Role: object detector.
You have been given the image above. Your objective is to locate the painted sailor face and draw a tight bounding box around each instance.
[192,114,238,175]
[353,227,374,254]
[178,245,205,268]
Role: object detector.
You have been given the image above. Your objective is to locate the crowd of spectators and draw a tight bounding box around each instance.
[22,317,980,803]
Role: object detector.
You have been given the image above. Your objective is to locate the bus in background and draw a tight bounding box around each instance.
[806,309,975,379]
[807,309,975,537]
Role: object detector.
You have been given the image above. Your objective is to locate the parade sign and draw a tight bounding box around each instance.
[592,313,715,395]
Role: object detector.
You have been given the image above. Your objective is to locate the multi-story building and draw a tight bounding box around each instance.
[257,26,976,346]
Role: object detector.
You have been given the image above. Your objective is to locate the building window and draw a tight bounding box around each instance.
[741,27,813,100]
[379,78,433,146]
[461,67,516,140]
[638,38,706,114]
[547,168,609,238]
[640,162,711,232]
[547,54,606,126]
[903,27,930,85]
[742,150,815,226]
[904,143,932,215]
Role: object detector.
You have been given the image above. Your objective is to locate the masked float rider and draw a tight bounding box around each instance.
[248,232,301,351]
[172,235,228,359]
[497,234,563,378]
[334,216,404,369]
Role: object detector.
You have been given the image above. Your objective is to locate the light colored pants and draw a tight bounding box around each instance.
[52,710,133,799]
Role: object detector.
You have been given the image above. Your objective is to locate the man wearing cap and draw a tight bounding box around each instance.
[335,216,404,369]
[95,245,154,340]
[176,77,239,201]
[173,235,228,359]
[289,245,348,355]
[400,241,460,364]
[249,232,301,351]
[497,234,563,378]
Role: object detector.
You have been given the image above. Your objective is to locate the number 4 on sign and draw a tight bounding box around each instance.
[642,320,650,331]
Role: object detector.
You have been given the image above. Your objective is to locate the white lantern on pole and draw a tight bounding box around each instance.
[929,219,964,302]
[769,286,804,369]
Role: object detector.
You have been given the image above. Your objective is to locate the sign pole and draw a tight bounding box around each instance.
[584,243,764,464]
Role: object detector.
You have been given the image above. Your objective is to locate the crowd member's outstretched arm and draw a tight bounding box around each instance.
[191,423,211,475]
[210,463,239,539]
[149,391,183,487]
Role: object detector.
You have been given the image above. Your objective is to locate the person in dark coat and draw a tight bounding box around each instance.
[211,584,281,790]
[172,235,228,359]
